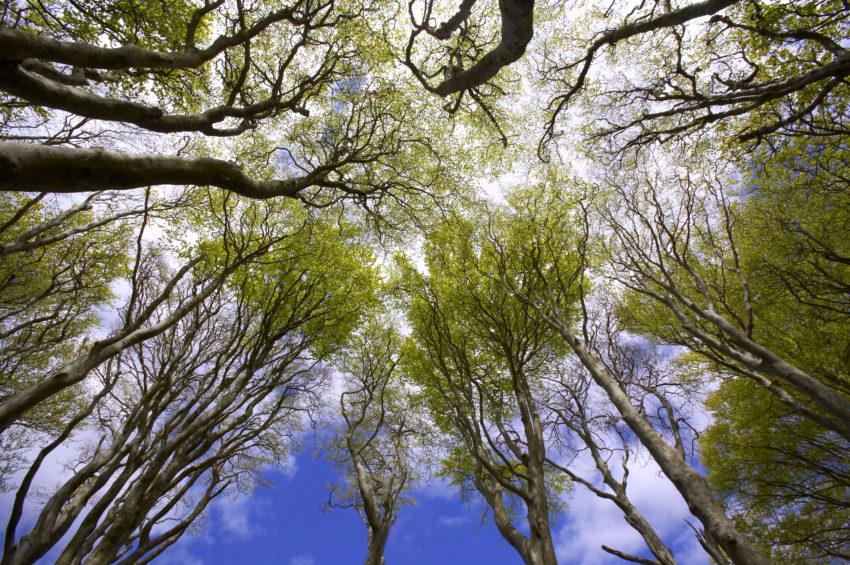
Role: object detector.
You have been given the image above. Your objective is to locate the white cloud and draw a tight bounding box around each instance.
[412,476,457,500]
[156,543,204,565]
[289,553,316,565]
[280,455,299,480]
[437,515,470,527]
[214,495,255,540]
[555,456,710,565]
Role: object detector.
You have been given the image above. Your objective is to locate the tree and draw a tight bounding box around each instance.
[0,191,145,486]
[469,180,773,565]
[543,350,679,565]
[602,154,850,440]
[0,1,845,562]
[580,134,849,560]
[702,377,850,563]
[328,316,418,565]
[403,0,533,98]
[2,206,378,564]
[0,192,297,433]
[542,0,849,150]
[398,202,578,565]
[398,0,847,152]
[681,140,849,562]
[0,0,457,213]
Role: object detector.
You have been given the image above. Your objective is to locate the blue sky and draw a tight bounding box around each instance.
[149,442,709,565]
[2,432,709,565]
[158,452,526,565]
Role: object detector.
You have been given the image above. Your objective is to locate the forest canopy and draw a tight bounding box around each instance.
[0,0,847,564]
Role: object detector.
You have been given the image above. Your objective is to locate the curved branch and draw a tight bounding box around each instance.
[0,61,313,135]
[0,143,322,199]
[410,0,535,97]
[543,0,742,144]
[433,0,479,40]
[0,5,305,70]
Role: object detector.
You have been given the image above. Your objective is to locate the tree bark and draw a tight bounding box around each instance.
[0,142,314,199]
[660,294,850,440]
[547,318,771,565]
[434,0,534,96]
[364,526,390,565]
[0,10,295,70]
[0,62,303,136]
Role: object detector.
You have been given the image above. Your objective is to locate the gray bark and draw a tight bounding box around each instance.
[0,8,299,70]
[544,313,771,565]
[0,142,317,199]
[0,62,305,136]
[665,296,850,439]
[433,0,534,96]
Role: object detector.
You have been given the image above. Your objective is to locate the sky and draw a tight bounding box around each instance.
[0,401,712,565]
[85,438,710,565]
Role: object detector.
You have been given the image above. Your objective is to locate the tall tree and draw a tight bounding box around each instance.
[476,181,772,565]
[542,0,849,150]
[398,202,578,565]
[603,155,850,440]
[543,350,680,565]
[399,0,847,152]
[328,316,418,565]
[2,207,378,564]
[0,191,144,484]
[648,140,849,562]
[0,192,297,433]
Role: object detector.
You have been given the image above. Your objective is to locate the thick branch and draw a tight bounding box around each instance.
[0,143,318,199]
[433,0,534,96]
[433,0,479,40]
[0,62,308,136]
[0,7,301,70]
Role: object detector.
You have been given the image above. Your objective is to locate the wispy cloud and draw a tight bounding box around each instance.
[157,544,204,565]
[289,553,316,565]
[554,457,710,565]
[412,476,457,500]
[438,515,470,527]
[214,495,257,540]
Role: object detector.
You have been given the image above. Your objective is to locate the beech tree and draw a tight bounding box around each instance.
[0,192,299,434]
[0,191,163,487]
[603,157,850,441]
[462,181,773,565]
[328,317,418,565]
[0,0,458,214]
[398,205,579,565]
[0,194,131,426]
[542,0,849,150]
[608,141,849,561]
[2,204,378,564]
[399,0,847,152]
[542,351,680,565]
[0,188,199,487]
[699,141,849,562]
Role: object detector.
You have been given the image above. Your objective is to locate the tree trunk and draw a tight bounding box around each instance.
[364,526,390,565]
[552,323,771,565]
